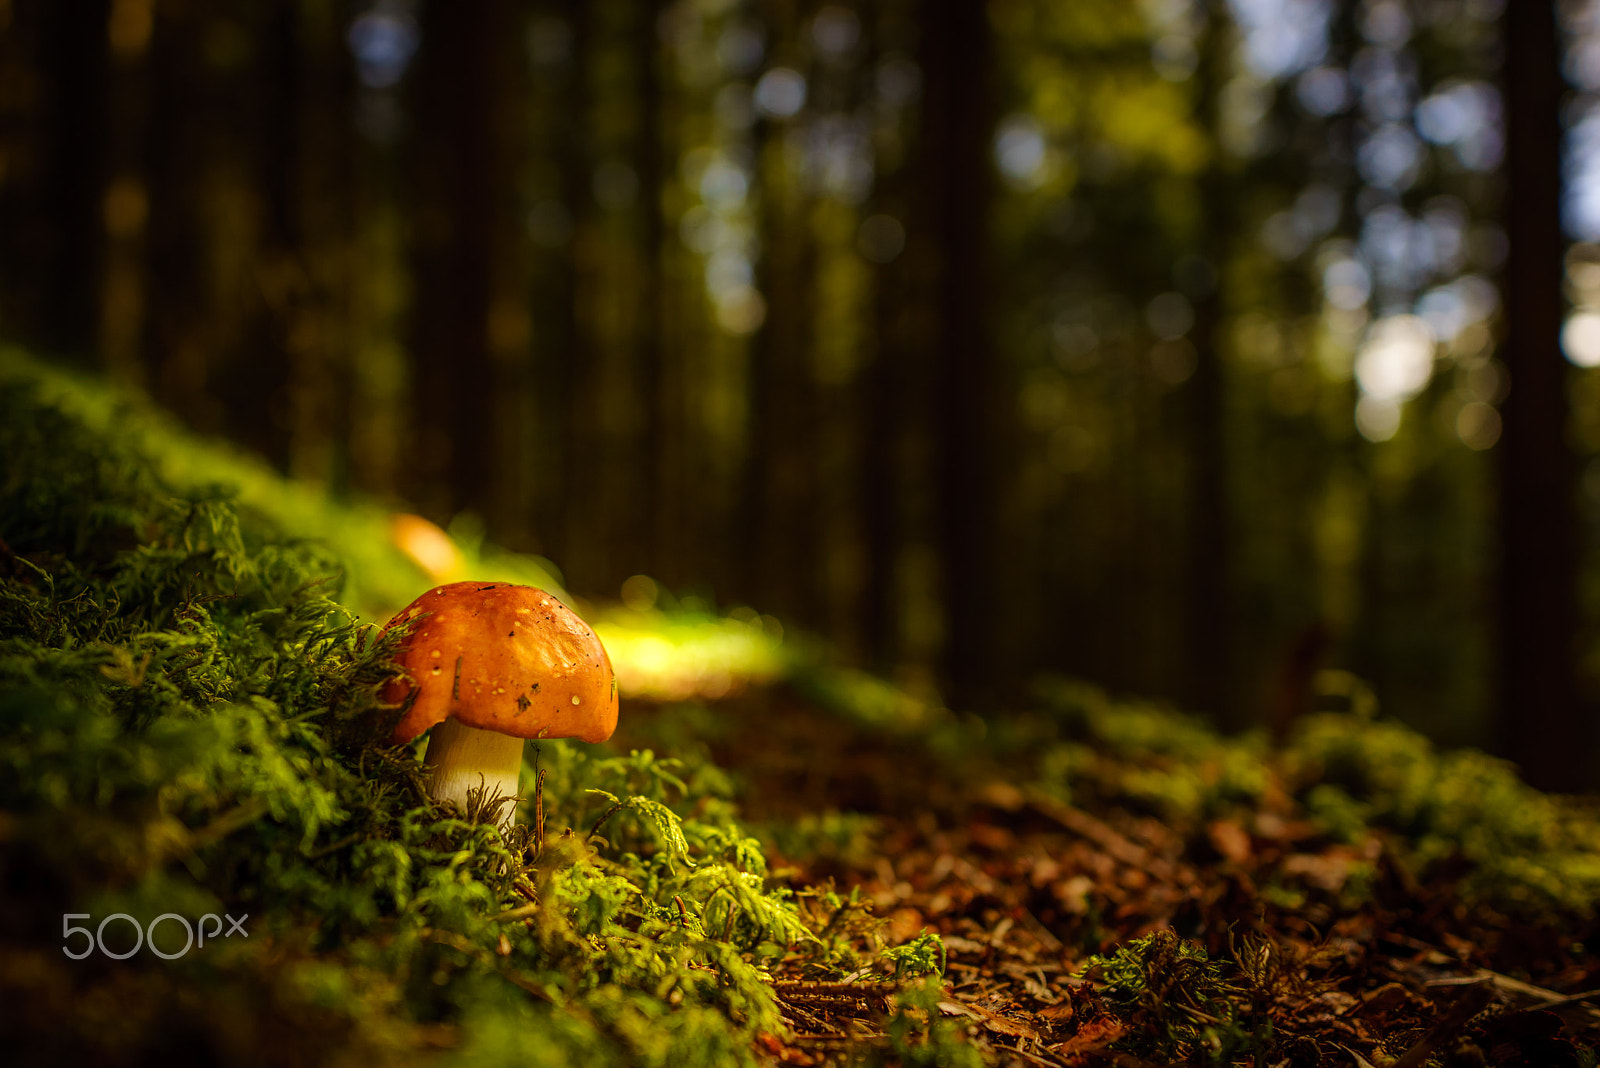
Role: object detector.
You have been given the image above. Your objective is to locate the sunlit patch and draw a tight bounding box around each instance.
[1355,315,1435,404]
[596,603,785,703]
[1562,311,1600,368]
[1353,313,1436,441]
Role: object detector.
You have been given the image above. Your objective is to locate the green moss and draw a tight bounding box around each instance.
[0,348,559,619]
[1032,676,1600,923]
[1289,713,1600,919]
[0,356,959,1066]
[1081,931,1272,1066]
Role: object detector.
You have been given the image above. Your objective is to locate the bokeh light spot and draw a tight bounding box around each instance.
[1455,401,1501,450]
[994,113,1048,190]
[1355,314,1434,402]
[1355,395,1401,441]
[754,67,806,118]
[1562,310,1600,367]
[857,214,906,264]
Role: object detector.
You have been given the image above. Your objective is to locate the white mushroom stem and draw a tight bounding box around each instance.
[422,719,524,831]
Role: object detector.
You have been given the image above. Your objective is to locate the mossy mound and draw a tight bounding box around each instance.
[0,355,958,1067]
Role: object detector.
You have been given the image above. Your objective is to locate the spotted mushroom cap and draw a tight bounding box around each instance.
[381,582,619,746]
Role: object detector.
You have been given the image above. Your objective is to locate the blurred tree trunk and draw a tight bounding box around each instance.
[919,0,998,709]
[634,0,667,584]
[99,0,153,384]
[142,7,219,431]
[1187,0,1233,729]
[285,0,353,490]
[743,5,820,629]
[859,2,913,673]
[1496,0,1589,790]
[519,2,589,568]
[225,3,303,473]
[407,0,504,519]
[552,0,595,582]
[32,0,110,357]
[861,219,909,673]
[742,167,819,626]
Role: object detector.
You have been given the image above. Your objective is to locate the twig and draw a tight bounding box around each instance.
[997,1039,1066,1068]
[774,980,903,998]
[1426,970,1600,1026]
[1333,1046,1380,1068]
[790,1033,887,1048]
[780,1003,836,1034]
[1534,987,1600,1011]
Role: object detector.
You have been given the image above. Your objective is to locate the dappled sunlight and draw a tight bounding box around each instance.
[595,602,786,703]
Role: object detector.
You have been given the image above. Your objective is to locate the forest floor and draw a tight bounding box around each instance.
[612,687,1600,1067]
[6,347,1600,1068]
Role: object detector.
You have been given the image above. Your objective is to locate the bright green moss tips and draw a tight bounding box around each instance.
[1082,931,1272,1066]
[879,931,946,980]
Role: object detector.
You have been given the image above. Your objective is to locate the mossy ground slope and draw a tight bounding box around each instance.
[5,348,1600,1067]
[0,353,961,1067]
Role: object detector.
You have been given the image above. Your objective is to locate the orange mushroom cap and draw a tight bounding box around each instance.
[381,582,619,746]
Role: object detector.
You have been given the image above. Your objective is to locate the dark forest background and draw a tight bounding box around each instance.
[2,0,1597,790]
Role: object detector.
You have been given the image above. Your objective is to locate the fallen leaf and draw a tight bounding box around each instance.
[1206,819,1253,864]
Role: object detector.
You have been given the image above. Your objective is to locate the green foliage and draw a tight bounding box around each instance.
[1082,931,1271,1066]
[790,655,944,735]
[758,809,882,868]
[878,931,947,980]
[1033,676,1270,820]
[1035,676,1600,923]
[0,360,963,1065]
[873,977,986,1068]
[1288,713,1600,919]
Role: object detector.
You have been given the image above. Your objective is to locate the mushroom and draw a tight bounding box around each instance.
[381,582,619,830]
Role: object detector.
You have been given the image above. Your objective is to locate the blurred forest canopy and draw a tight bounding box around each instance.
[1,0,1598,788]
